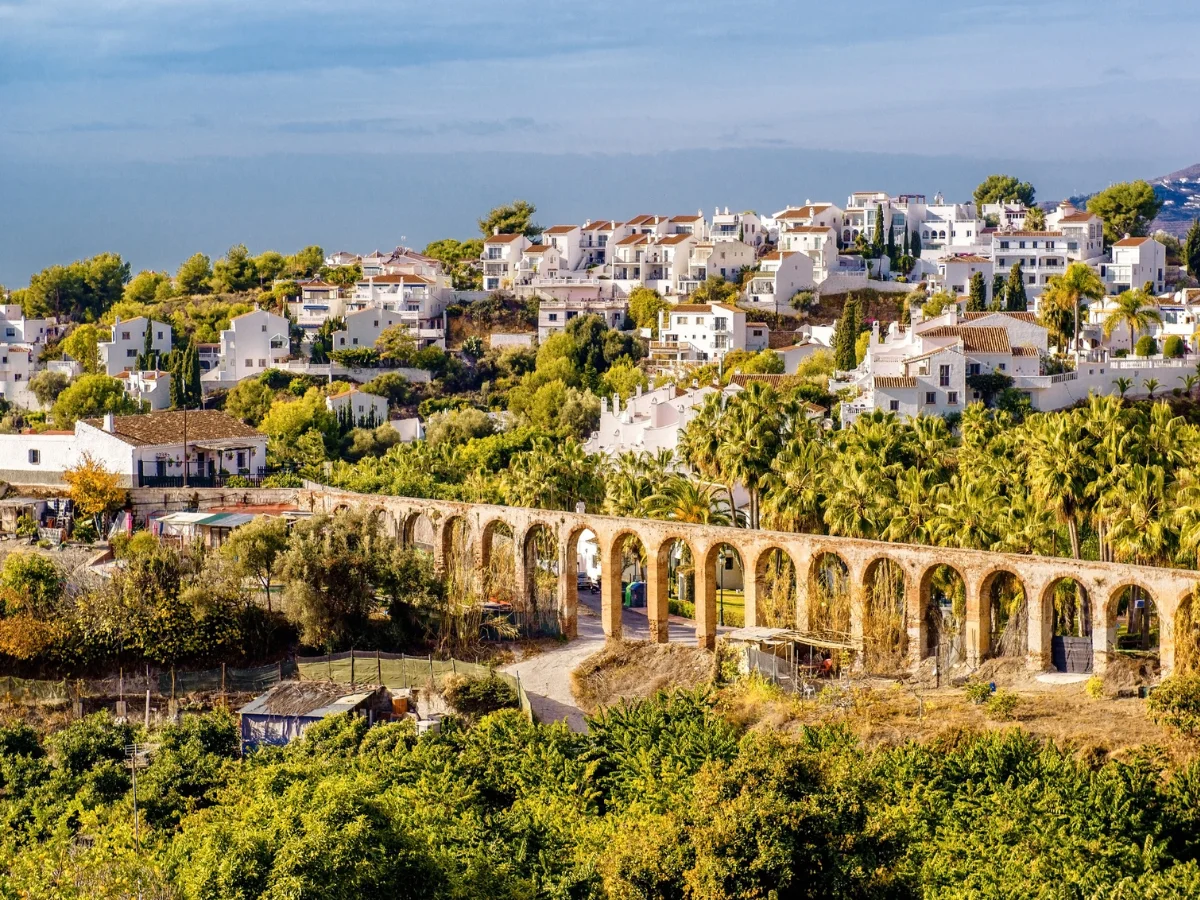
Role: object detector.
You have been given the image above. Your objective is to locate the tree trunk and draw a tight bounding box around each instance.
[1067,515,1081,560]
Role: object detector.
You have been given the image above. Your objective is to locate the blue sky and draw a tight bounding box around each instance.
[2,0,1198,285]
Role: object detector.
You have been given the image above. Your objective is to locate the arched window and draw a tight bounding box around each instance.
[923,230,930,239]
[939,230,946,240]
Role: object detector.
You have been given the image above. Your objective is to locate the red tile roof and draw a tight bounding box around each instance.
[921,325,1011,354]
[1114,236,1152,247]
[875,375,917,389]
[483,233,524,244]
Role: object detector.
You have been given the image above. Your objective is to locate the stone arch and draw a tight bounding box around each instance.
[440,515,475,599]
[862,556,908,675]
[706,540,743,631]
[1173,587,1200,675]
[479,518,516,604]
[602,529,648,641]
[1103,581,1161,674]
[332,502,352,515]
[1039,575,1093,673]
[977,567,1028,660]
[653,534,699,643]
[558,524,595,639]
[521,522,560,634]
[749,545,798,630]
[401,510,435,552]
[919,562,967,667]
[808,550,851,637]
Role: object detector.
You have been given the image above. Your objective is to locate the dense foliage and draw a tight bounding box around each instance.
[3,693,1200,898]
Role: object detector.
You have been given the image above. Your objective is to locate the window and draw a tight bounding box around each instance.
[121,331,130,340]
[714,317,728,330]
[352,338,359,345]
[259,359,266,368]
[1046,241,1055,250]
[999,363,1007,371]
[676,317,688,325]
[889,399,900,412]
[967,362,981,375]
[1018,241,1026,249]
[3,328,13,337]
[261,325,267,332]
[548,313,558,322]
[126,348,137,357]
[373,320,378,328]
[948,391,959,405]
[28,449,39,465]
[157,331,163,339]
[244,359,252,369]
[236,451,246,469]
[939,364,950,387]
[925,391,936,405]
[487,247,502,260]
[999,241,1009,249]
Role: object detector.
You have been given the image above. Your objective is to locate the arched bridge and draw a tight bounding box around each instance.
[300,489,1200,676]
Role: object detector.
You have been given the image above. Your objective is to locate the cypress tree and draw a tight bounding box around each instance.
[1006,262,1028,312]
[168,350,182,408]
[1186,218,1200,277]
[871,204,885,257]
[833,298,860,371]
[991,273,1006,311]
[910,229,922,258]
[138,320,154,370]
[187,343,202,407]
[886,222,896,261]
[902,228,910,257]
[967,271,987,312]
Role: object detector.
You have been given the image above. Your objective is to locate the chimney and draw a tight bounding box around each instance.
[635,383,643,398]
[103,412,114,433]
[493,226,500,235]
[601,396,609,415]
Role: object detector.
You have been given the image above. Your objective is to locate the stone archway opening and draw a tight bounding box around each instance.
[522,524,560,634]
[1046,577,1092,673]
[659,537,695,621]
[1112,584,1160,656]
[480,520,515,605]
[809,552,851,638]
[709,543,744,629]
[863,558,908,675]
[921,564,966,668]
[402,511,436,553]
[1175,589,1200,675]
[603,532,648,635]
[754,547,797,629]
[441,516,476,602]
[982,570,1027,659]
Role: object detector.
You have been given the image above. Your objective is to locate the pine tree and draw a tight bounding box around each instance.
[967,271,987,312]
[886,222,896,261]
[910,229,922,258]
[1006,262,1028,312]
[991,273,1006,311]
[1186,218,1200,278]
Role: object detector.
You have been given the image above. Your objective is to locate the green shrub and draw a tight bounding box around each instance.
[964,682,992,705]
[71,517,97,543]
[986,689,1019,720]
[1146,674,1200,736]
[1163,334,1185,358]
[262,472,304,488]
[1085,676,1105,700]
[1135,335,1159,357]
[443,674,519,718]
[222,475,252,487]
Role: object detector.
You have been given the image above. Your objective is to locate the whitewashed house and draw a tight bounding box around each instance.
[778,226,837,281]
[937,255,995,298]
[99,316,172,376]
[326,387,389,427]
[681,239,755,295]
[517,244,564,284]
[669,212,709,239]
[117,369,172,410]
[481,233,529,291]
[202,308,291,387]
[538,298,628,341]
[584,383,719,457]
[711,208,764,247]
[540,225,586,272]
[332,308,408,353]
[1101,236,1166,296]
[745,251,815,313]
[649,303,747,370]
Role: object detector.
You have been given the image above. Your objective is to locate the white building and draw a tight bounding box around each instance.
[584,383,719,457]
[517,244,565,284]
[346,274,447,348]
[116,369,172,410]
[538,297,628,341]
[1100,236,1166,296]
[481,233,530,291]
[649,303,747,370]
[610,233,695,296]
[99,316,172,376]
[540,225,587,272]
[711,208,765,247]
[0,409,267,487]
[778,226,837,281]
[669,212,709,239]
[202,308,291,387]
[745,251,815,313]
[331,307,409,353]
[579,220,630,268]
[326,387,389,428]
[681,239,756,295]
[770,203,844,242]
[936,255,994,298]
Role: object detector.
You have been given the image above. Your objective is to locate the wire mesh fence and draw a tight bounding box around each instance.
[0,676,70,703]
[157,662,296,696]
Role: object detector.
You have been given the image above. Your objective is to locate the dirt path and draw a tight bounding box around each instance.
[501,592,723,732]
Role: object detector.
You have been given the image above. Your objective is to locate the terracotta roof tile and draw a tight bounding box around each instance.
[1114,236,1152,247]
[1011,346,1040,357]
[543,224,578,234]
[777,205,832,219]
[875,375,918,389]
[921,325,1011,354]
[961,311,1038,323]
[82,410,262,448]
[483,233,524,244]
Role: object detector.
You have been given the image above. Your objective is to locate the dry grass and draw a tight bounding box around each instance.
[715,671,1198,764]
[570,640,713,714]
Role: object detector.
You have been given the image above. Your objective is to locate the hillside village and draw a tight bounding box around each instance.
[0,177,1195,485]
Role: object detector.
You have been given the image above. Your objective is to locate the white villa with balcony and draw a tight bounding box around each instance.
[770,203,844,241]
[99,316,172,376]
[649,303,747,371]
[201,308,291,387]
[480,232,530,291]
[779,225,837,281]
[1100,236,1166,296]
[935,255,994,298]
[711,208,765,247]
[538,297,628,341]
[517,244,564,284]
[610,232,695,296]
[540,224,587,272]
[680,239,755,295]
[584,383,719,457]
[744,251,815,313]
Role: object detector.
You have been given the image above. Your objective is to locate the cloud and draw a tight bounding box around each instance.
[275,117,539,137]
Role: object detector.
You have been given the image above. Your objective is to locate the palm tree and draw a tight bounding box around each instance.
[927,474,1004,550]
[1144,378,1160,399]
[761,432,827,534]
[644,476,734,526]
[1025,412,1094,560]
[715,382,790,528]
[1113,376,1133,398]
[1102,289,1162,352]
[1180,373,1200,399]
[1041,262,1106,355]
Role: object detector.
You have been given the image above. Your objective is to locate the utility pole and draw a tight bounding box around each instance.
[125,742,150,900]
[182,405,188,488]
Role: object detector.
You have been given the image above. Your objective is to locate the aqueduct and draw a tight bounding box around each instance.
[302,488,1200,676]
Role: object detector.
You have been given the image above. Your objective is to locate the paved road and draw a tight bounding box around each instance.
[501,591,718,731]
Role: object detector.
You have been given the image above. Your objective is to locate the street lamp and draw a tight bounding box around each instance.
[718,548,725,627]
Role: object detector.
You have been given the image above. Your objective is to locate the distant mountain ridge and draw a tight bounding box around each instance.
[1149,163,1200,236]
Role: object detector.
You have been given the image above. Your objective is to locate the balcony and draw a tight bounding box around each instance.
[136,467,287,489]
[484,263,509,276]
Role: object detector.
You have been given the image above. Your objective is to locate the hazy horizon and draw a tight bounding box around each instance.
[3,0,1199,286]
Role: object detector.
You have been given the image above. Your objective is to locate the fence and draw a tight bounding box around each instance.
[295,650,533,717]
[0,676,69,703]
[157,662,294,696]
